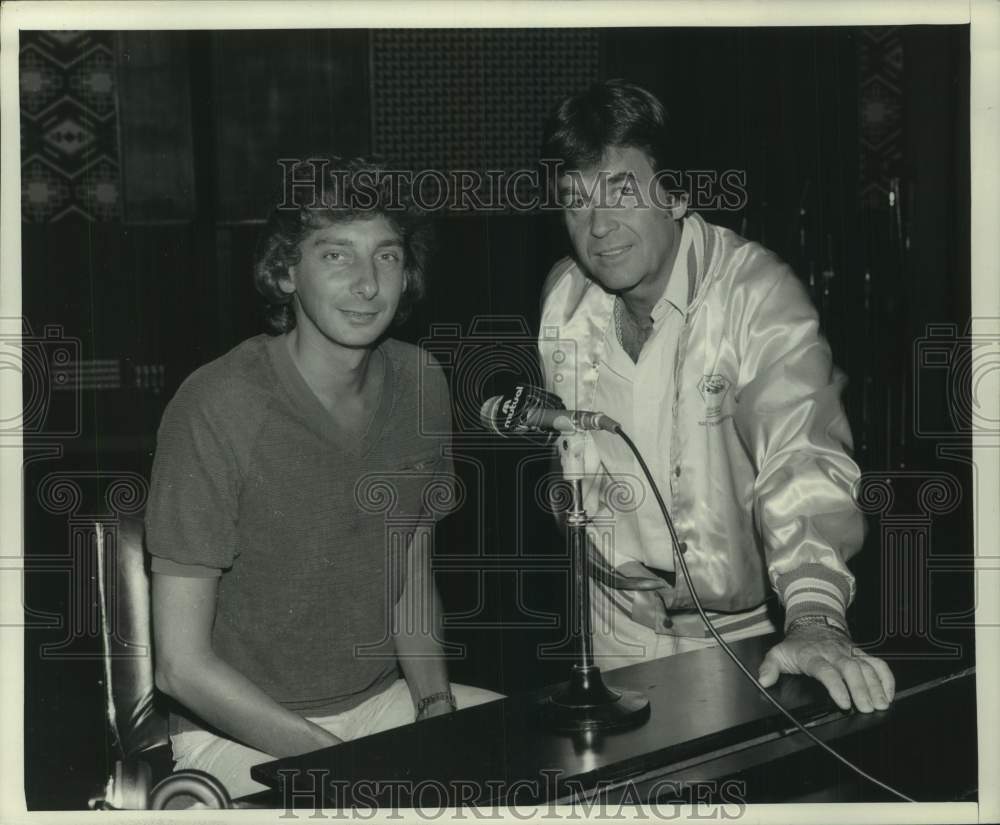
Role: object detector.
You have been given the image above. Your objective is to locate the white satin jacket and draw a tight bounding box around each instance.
[538,214,863,622]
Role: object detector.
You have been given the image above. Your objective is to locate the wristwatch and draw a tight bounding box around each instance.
[785,614,850,637]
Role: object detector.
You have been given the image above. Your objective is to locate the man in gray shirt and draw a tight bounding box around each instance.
[146,155,498,799]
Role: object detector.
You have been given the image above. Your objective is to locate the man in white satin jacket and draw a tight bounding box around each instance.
[537,80,894,713]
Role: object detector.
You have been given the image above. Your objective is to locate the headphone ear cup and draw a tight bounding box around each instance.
[149,770,232,810]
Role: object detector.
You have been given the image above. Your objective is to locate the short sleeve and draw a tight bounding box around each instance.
[145,381,242,570]
[150,556,222,578]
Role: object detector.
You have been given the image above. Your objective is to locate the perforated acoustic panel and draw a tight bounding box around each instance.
[371,29,599,210]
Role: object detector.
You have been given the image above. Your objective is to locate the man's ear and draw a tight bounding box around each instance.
[278,266,296,295]
[653,175,688,221]
[668,192,688,221]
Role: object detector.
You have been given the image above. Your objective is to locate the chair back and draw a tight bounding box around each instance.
[95,515,170,761]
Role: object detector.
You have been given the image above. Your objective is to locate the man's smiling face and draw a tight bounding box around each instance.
[558,145,680,305]
[281,215,405,352]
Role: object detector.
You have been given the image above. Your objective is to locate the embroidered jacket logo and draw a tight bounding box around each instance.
[698,374,731,419]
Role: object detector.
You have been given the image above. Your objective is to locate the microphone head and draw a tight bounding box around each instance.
[479,395,506,433]
[479,384,563,444]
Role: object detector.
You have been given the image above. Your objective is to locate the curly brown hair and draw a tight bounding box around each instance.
[254,155,433,334]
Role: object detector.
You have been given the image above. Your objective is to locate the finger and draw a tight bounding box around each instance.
[858,653,896,702]
[757,652,780,688]
[858,659,889,711]
[804,659,852,711]
[836,656,876,713]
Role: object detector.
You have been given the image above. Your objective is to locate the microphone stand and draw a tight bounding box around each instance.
[539,432,651,732]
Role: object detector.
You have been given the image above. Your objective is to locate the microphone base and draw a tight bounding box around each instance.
[539,665,650,733]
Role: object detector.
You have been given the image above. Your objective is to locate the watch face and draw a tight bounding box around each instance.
[824,616,848,632]
[789,615,848,635]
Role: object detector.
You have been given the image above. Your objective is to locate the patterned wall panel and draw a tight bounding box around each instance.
[20,31,121,222]
[858,28,904,208]
[372,29,599,210]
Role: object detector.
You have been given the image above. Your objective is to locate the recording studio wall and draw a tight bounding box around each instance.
[19,26,971,469]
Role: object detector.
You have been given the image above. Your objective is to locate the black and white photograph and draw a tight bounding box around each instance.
[1,1,997,820]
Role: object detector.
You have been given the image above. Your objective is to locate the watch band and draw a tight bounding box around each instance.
[416,690,457,718]
[786,614,850,637]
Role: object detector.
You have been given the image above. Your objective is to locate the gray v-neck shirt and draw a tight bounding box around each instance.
[146,333,455,730]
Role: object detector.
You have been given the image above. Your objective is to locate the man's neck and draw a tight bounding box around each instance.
[618,241,681,325]
[286,326,375,401]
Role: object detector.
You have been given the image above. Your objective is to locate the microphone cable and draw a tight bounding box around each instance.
[613,427,916,803]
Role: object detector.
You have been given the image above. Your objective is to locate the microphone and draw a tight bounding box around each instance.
[480,384,621,438]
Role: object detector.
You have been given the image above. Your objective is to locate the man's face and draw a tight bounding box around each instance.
[282,215,405,350]
[558,145,680,303]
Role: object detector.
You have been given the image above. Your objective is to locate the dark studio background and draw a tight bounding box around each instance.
[18,27,974,808]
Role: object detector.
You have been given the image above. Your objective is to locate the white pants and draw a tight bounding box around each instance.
[170,680,502,800]
[590,582,779,672]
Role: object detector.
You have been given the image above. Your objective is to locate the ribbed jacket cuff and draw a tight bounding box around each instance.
[776,563,851,630]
